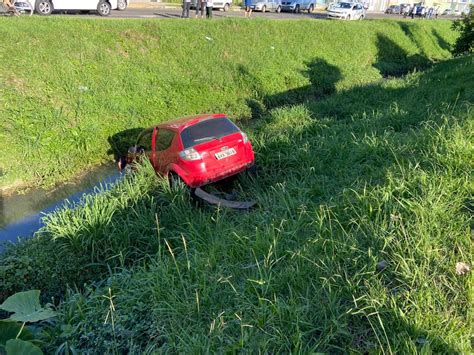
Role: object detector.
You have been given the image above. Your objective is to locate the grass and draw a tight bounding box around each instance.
[1,45,472,353]
[0,17,457,190]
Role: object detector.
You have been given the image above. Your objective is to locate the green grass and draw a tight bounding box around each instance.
[1,50,472,353]
[0,17,457,189]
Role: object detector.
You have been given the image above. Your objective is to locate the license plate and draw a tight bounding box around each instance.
[215,148,236,160]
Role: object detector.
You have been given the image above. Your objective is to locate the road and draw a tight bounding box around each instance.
[57,7,440,20]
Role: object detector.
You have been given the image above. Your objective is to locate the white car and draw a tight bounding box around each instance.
[117,0,128,10]
[327,1,366,20]
[32,0,119,16]
[191,0,233,12]
[251,0,281,12]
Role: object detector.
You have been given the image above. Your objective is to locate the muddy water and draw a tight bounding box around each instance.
[0,163,123,251]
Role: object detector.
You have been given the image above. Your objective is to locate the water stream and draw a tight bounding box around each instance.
[0,163,123,251]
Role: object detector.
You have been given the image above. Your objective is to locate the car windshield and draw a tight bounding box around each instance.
[181,117,240,149]
[334,2,352,8]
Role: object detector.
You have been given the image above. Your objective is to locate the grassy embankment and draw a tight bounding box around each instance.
[0,18,472,353]
[0,17,457,189]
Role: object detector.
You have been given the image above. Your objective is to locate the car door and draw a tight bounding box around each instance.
[134,127,155,164]
[56,0,97,10]
[353,4,359,17]
[357,3,364,17]
[153,128,177,174]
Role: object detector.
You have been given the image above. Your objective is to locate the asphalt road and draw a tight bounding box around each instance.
[57,7,448,20]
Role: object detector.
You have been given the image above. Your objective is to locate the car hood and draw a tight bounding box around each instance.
[328,7,351,12]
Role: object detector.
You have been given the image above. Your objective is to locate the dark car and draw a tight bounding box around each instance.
[385,4,400,14]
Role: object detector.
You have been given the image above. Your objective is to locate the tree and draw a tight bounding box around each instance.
[451,5,474,56]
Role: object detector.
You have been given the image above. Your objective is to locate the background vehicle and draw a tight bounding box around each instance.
[123,114,255,189]
[384,4,400,14]
[190,0,232,11]
[30,0,118,16]
[251,0,281,12]
[117,0,128,10]
[14,0,34,15]
[442,8,464,16]
[327,2,366,20]
[281,0,316,13]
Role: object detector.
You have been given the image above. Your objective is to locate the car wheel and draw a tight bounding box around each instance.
[307,4,313,13]
[295,4,300,13]
[262,5,266,12]
[97,0,111,16]
[117,0,127,10]
[223,3,229,11]
[35,0,53,15]
[276,5,281,12]
[359,14,364,20]
[169,172,183,189]
[169,172,195,196]
[346,14,350,20]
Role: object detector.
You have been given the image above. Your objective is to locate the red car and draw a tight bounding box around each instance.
[123,114,255,188]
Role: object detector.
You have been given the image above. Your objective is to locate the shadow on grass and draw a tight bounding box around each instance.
[244,58,343,119]
[432,28,451,51]
[107,127,144,161]
[373,33,431,77]
[0,191,4,230]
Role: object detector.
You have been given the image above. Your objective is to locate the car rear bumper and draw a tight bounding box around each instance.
[186,161,254,188]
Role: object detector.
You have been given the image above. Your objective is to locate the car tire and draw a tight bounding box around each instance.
[359,14,364,20]
[346,14,350,20]
[223,3,229,11]
[169,172,196,197]
[276,5,281,12]
[117,0,127,10]
[294,4,300,13]
[97,0,111,16]
[262,5,266,12]
[307,4,313,13]
[35,0,53,15]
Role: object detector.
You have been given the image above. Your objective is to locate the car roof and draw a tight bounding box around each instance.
[156,113,228,131]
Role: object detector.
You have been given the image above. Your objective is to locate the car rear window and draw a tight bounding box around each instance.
[181,117,240,149]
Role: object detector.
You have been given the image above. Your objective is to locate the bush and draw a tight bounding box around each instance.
[451,5,474,55]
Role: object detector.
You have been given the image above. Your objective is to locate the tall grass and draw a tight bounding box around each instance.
[0,17,457,189]
[1,55,472,353]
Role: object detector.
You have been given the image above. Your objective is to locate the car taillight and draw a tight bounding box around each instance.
[179,148,202,161]
[241,132,249,144]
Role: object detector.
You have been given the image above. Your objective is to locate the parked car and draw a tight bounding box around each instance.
[122,114,255,189]
[251,0,281,12]
[281,0,316,13]
[117,0,128,10]
[442,8,464,16]
[31,0,119,15]
[13,0,34,15]
[190,0,232,11]
[385,4,400,14]
[327,1,366,19]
